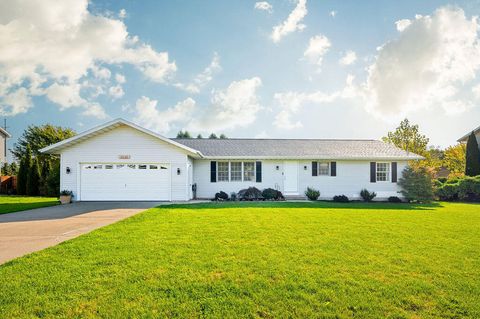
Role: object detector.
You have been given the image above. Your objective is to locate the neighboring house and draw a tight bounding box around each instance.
[0,127,11,165]
[457,125,480,150]
[40,119,422,201]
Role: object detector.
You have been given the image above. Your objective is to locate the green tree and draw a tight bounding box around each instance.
[443,143,466,177]
[9,162,18,175]
[12,124,76,161]
[382,119,429,155]
[219,134,227,139]
[208,133,218,139]
[398,166,434,202]
[465,132,480,176]
[196,134,203,139]
[176,130,192,138]
[1,163,9,175]
[17,145,32,195]
[39,159,52,196]
[46,161,60,196]
[26,157,40,196]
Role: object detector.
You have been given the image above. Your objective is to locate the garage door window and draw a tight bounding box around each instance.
[94,165,102,169]
[116,164,124,169]
[150,165,158,169]
[84,165,92,170]
[138,165,147,169]
[127,164,136,169]
[105,165,113,169]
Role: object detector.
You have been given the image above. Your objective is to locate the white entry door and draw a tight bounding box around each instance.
[284,161,299,195]
[80,163,171,201]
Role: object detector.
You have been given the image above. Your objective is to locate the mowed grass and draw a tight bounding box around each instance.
[0,202,479,318]
[0,195,59,215]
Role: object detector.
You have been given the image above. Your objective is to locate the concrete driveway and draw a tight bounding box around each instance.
[0,202,162,264]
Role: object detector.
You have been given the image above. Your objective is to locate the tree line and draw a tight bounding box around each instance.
[13,125,76,196]
[176,131,227,139]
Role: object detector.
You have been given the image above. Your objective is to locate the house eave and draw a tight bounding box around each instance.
[39,118,204,158]
[200,155,424,161]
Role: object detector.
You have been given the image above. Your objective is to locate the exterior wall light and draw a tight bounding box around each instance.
[66,167,71,174]
[177,168,181,175]
[276,165,280,170]
[304,166,308,170]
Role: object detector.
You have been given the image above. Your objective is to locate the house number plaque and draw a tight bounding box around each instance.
[118,155,131,159]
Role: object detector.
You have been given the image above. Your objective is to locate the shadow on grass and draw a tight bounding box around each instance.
[157,201,444,211]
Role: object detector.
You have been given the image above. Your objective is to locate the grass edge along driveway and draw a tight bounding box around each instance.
[0,201,478,318]
[0,196,59,215]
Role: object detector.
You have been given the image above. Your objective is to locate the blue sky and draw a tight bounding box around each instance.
[1,0,480,161]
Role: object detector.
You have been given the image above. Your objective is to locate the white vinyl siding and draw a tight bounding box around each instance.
[193,159,407,200]
[59,125,190,201]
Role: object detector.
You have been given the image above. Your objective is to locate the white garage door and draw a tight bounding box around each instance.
[80,163,171,201]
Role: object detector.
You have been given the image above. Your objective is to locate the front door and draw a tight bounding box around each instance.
[284,161,299,195]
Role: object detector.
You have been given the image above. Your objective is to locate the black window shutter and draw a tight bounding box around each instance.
[210,161,217,183]
[331,162,337,176]
[312,161,318,176]
[370,162,376,183]
[391,162,397,183]
[256,161,262,183]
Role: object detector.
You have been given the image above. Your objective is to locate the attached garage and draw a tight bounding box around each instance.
[40,119,201,202]
[80,163,171,201]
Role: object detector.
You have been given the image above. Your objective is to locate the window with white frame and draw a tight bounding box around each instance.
[216,161,256,182]
[318,162,330,175]
[243,162,255,181]
[376,162,390,182]
[230,162,242,181]
[218,162,229,181]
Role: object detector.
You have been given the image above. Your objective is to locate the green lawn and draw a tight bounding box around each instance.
[0,202,479,318]
[0,195,59,215]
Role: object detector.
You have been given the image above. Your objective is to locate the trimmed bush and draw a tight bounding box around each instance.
[238,187,263,201]
[305,187,320,201]
[436,183,460,201]
[262,188,284,201]
[360,189,376,202]
[388,196,402,203]
[333,195,349,203]
[230,192,237,201]
[398,166,434,203]
[214,191,229,201]
[457,176,480,202]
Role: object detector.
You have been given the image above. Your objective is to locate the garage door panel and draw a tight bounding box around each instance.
[80,163,171,201]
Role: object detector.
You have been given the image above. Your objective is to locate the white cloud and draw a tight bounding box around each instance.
[0,0,176,116]
[82,103,107,119]
[45,83,87,110]
[271,0,307,43]
[339,50,357,66]
[115,73,126,84]
[174,52,221,94]
[119,9,127,19]
[363,7,480,118]
[134,96,196,134]
[472,84,480,100]
[255,2,273,13]
[108,85,124,99]
[395,19,411,32]
[274,75,357,129]
[188,77,263,132]
[303,35,331,68]
[0,88,32,116]
[329,11,336,17]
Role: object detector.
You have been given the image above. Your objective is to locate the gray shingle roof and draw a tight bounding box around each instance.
[173,138,423,160]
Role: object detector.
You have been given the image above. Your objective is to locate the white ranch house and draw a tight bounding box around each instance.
[40,119,422,201]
